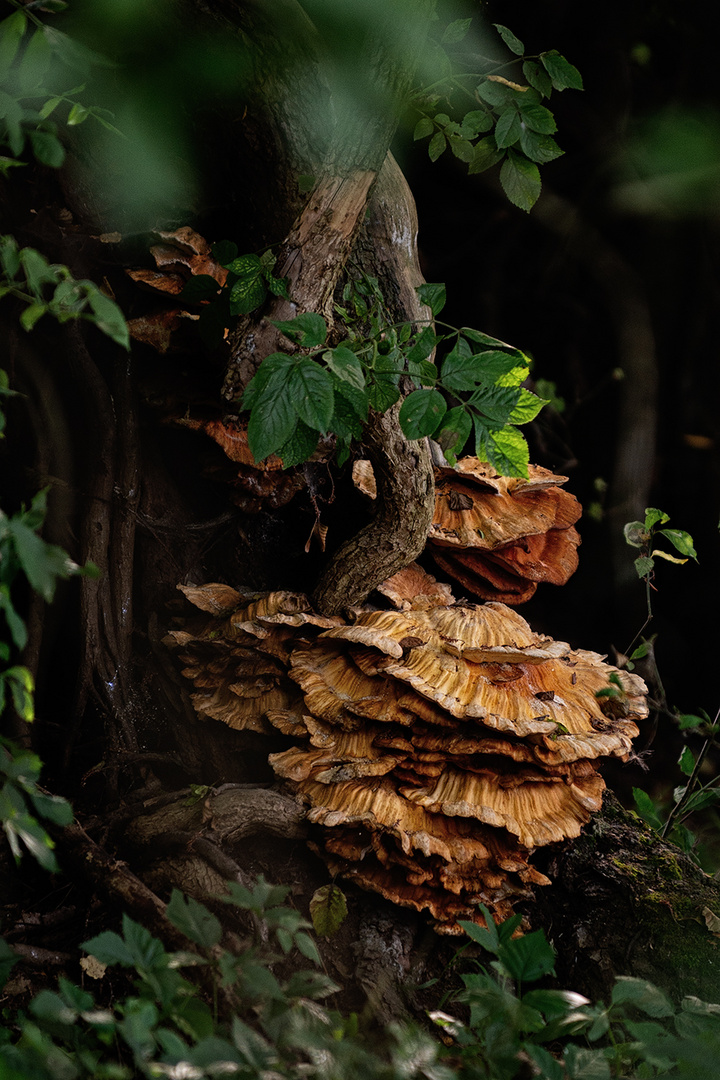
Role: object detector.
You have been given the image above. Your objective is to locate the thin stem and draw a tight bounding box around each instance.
[661,704,720,839]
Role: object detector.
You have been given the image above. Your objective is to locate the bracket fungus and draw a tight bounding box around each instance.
[170,570,646,934]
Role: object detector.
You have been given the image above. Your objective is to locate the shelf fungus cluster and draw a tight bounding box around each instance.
[429,458,582,604]
[169,571,646,933]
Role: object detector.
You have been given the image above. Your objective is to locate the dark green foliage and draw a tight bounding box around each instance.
[411,21,582,211]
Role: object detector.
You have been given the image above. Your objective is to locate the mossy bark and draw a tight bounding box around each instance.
[531,792,720,1004]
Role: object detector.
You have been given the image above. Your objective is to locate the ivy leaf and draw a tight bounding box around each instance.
[540,50,584,91]
[416,282,446,316]
[287,359,334,432]
[493,23,525,55]
[399,388,447,440]
[272,312,327,348]
[500,150,542,212]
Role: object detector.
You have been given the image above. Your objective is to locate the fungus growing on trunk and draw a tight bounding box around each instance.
[428,458,583,604]
[170,575,645,933]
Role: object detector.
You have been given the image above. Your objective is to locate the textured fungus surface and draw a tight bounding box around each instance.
[170,575,646,933]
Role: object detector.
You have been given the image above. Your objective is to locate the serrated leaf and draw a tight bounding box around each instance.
[165,890,222,949]
[277,417,319,468]
[287,359,334,432]
[541,50,584,91]
[509,388,547,424]
[519,128,564,164]
[435,406,472,464]
[399,388,446,440]
[442,18,472,44]
[413,116,434,141]
[310,884,348,937]
[81,930,135,967]
[498,929,556,982]
[468,136,504,175]
[476,80,512,107]
[523,60,553,97]
[367,376,400,413]
[635,555,654,578]
[324,345,365,389]
[416,281,446,316]
[449,136,475,162]
[518,102,557,134]
[493,23,525,55]
[229,273,266,315]
[494,107,522,149]
[246,368,297,462]
[500,150,542,212]
[474,419,529,477]
[272,312,327,348]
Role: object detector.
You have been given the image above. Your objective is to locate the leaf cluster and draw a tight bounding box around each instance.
[0,235,129,346]
[623,507,697,582]
[239,272,544,477]
[1,2,119,175]
[412,20,582,211]
[4,886,720,1079]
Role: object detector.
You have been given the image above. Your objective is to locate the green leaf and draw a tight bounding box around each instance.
[285,970,339,1000]
[494,107,522,148]
[476,80,511,107]
[460,110,493,138]
[294,931,322,964]
[413,116,434,141]
[519,127,564,164]
[632,787,663,830]
[324,345,366,390]
[287,359,334,432]
[677,713,706,730]
[428,130,446,162]
[367,376,400,413]
[122,913,167,971]
[166,890,222,949]
[635,555,654,578]
[20,302,47,332]
[498,929,555,982]
[611,976,673,1017]
[518,102,557,134]
[272,312,327,348]
[474,420,529,477]
[19,247,56,295]
[0,234,20,277]
[623,520,647,549]
[563,1044,610,1079]
[310,883,348,937]
[500,150,542,211]
[644,507,669,529]
[449,136,475,163]
[493,23,525,55]
[658,528,697,560]
[541,50,584,91]
[241,352,294,410]
[86,286,130,349]
[276,418,319,468]
[229,273,266,315]
[264,273,290,299]
[81,929,135,967]
[434,406,472,464]
[405,325,440,364]
[212,239,238,265]
[524,1044,564,1080]
[678,745,695,777]
[468,136,504,175]
[509,388,547,424]
[28,129,66,168]
[399,388,446,440]
[246,367,297,462]
[442,18,472,44]
[459,913,500,955]
[523,60,553,97]
[7,520,76,604]
[0,11,26,75]
[0,587,28,650]
[29,790,73,827]
[416,282,446,316]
